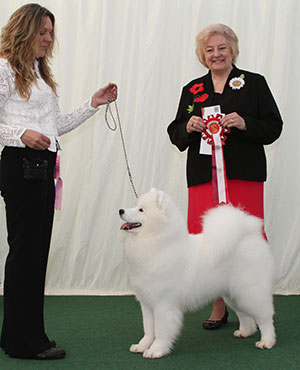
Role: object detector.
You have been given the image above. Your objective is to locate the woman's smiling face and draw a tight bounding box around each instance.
[204,34,233,74]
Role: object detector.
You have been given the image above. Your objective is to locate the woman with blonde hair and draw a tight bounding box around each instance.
[0,3,117,359]
[168,24,282,330]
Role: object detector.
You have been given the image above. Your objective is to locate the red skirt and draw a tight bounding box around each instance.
[188,179,265,235]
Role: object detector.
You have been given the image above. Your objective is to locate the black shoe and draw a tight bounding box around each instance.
[34,347,66,360]
[202,307,229,330]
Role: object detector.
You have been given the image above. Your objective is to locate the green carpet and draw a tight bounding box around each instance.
[0,295,298,370]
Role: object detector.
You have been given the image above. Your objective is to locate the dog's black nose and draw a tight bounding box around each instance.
[119,209,125,216]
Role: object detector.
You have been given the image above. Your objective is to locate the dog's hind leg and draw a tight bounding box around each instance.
[245,295,276,349]
[233,310,258,338]
[255,316,276,349]
[143,304,183,359]
[224,298,257,338]
[130,303,155,353]
[229,295,276,349]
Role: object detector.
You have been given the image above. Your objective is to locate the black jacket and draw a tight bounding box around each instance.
[167,65,283,187]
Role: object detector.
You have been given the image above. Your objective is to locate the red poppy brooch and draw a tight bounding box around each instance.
[187,83,209,113]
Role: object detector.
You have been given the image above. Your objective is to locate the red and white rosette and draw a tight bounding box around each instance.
[202,114,230,204]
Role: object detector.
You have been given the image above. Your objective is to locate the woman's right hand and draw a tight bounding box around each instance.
[186,115,206,134]
[21,129,51,150]
[91,83,118,108]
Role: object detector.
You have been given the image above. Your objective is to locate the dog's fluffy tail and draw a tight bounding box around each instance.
[201,204,264,264]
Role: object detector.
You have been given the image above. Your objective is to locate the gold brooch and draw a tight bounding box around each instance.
[229,74,245,90]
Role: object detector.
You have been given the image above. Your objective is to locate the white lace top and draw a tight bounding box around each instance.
[0,58,99,152]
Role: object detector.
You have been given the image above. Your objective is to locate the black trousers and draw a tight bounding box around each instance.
[0,146,57,358]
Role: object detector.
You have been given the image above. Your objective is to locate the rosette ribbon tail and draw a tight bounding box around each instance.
[212,133,229,204]
[54,154,63,210]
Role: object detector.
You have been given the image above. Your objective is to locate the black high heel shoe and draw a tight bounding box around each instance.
[202,307,229,330]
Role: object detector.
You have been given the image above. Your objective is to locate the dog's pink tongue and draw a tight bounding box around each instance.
[120,223,130,230]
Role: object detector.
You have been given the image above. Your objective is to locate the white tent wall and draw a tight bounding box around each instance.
[0,0,299,295]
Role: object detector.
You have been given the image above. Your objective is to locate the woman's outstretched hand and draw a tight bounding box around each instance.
[91,83,118,108]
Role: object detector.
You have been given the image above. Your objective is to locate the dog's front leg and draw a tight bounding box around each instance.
[143,304,183,359]
[130,302,155,353]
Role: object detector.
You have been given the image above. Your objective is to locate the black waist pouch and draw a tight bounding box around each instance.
[23,157,48,181]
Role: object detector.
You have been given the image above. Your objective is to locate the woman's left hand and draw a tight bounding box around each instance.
[91,83,118,108]
[220,112,246,131]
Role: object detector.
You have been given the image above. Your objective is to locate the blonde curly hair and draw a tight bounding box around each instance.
[0,3,57,99]
[196,24,239,68]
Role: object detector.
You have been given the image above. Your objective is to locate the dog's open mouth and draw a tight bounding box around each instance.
[120,222,142,231]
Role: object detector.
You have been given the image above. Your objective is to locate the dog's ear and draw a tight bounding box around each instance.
[155,189,168,214]
[148,188,169,213]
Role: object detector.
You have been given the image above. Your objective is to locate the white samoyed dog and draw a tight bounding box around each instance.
[119,188,276,359]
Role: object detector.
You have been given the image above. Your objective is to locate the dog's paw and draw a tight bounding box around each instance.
[234,330,247,338]
[255,339,275,349]
[130,344,148,353]
[143,348,168,359]
[234,326,257,338]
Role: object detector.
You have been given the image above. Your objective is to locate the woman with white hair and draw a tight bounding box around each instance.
[168,24,282,330]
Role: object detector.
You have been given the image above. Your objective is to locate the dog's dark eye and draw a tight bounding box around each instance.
[139,208,144,212]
